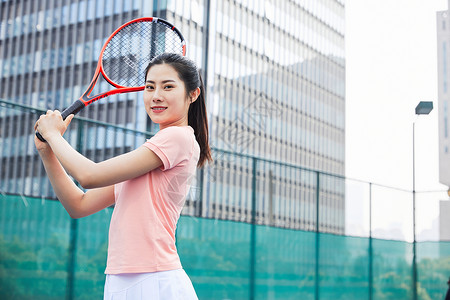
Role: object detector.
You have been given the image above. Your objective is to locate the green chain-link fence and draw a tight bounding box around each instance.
[1,194,450,300]
[1,99,450,299]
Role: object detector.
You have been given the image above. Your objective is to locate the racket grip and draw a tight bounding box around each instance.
[36,131,46,142]
[61,99,86,120]
[35,100,86,142]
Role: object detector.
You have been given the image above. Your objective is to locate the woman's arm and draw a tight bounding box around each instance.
[37,139,115,218]
[45,133,163,189]
[35,110,163,189]
[35,110,163,217]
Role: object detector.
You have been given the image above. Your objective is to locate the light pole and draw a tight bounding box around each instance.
[412,101,433,300]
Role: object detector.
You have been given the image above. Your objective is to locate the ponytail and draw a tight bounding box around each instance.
[188,74,212,167]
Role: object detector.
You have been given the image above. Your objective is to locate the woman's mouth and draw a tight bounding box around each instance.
[151,107,167,113]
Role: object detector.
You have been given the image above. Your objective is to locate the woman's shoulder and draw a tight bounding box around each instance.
[154,126,194,139]
[159,125,193,134]
[147,126,196,147]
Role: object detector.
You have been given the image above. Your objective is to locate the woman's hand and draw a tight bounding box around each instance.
[34,110,74,150]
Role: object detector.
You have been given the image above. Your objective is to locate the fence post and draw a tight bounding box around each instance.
[369,182,373,300]
[250,157,257,300]
[66,119,84,300]
[198,0,210,219]
[66,217,77,300]
[197,168,204,217]
[412,122,417,300]
[315,171,320,300]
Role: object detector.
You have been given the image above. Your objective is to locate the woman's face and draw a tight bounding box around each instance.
[144,64,191,130]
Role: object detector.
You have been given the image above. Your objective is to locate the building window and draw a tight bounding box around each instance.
[445,101,448,138]
[444,42,448,93]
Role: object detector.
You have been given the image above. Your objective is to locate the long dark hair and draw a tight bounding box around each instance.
[144,53,212,167]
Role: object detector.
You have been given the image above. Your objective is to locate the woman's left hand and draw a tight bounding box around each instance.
[34,110,74,141]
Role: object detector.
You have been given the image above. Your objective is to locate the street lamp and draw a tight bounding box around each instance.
[412,101,433,300]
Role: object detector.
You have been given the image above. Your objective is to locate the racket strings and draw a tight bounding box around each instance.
[102,21,184,88]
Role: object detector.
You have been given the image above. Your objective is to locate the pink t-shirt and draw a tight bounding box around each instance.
[105,126,200,274]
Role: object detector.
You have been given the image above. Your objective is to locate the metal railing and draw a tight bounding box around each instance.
[1,98,450,300]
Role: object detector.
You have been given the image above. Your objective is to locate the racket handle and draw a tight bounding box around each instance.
[35,100,86,142]
[61,99,86,120]
[36,131,46,142]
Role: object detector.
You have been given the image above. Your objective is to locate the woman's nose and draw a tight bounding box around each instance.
[152,88,162,101]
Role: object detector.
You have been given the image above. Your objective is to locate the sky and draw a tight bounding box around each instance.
[345,0,449,240]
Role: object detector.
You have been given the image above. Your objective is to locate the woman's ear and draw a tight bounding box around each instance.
[190,87,201,103]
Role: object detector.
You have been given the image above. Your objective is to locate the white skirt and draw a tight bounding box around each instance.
[103,269,198,300]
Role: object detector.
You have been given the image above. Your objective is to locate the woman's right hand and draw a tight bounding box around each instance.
[34,110,74,153]
[34,115,52,153]
[34,133,51,153]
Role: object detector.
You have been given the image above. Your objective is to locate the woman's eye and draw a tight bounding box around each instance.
[145,85,154,90]
[164,85,174,89]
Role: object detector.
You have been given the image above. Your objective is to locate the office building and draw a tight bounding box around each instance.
[1,0,345,233]
[440,200,450,241]
[437,3,450,187]
[436,1,450,243]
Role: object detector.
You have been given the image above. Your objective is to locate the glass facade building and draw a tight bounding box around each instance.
[1,0,345,233]
[437,2,450,245]
[438,3,450,187]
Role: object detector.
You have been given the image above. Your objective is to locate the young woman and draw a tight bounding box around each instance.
[34,53,211,299]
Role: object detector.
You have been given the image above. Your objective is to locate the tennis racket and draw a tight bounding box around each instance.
[36,17,186,141]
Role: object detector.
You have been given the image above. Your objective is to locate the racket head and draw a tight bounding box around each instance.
[100,17,186,89]
[37,17,186,142]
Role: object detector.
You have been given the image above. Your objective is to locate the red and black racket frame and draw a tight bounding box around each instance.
[62,17,186,119]
[36,17,186,141]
